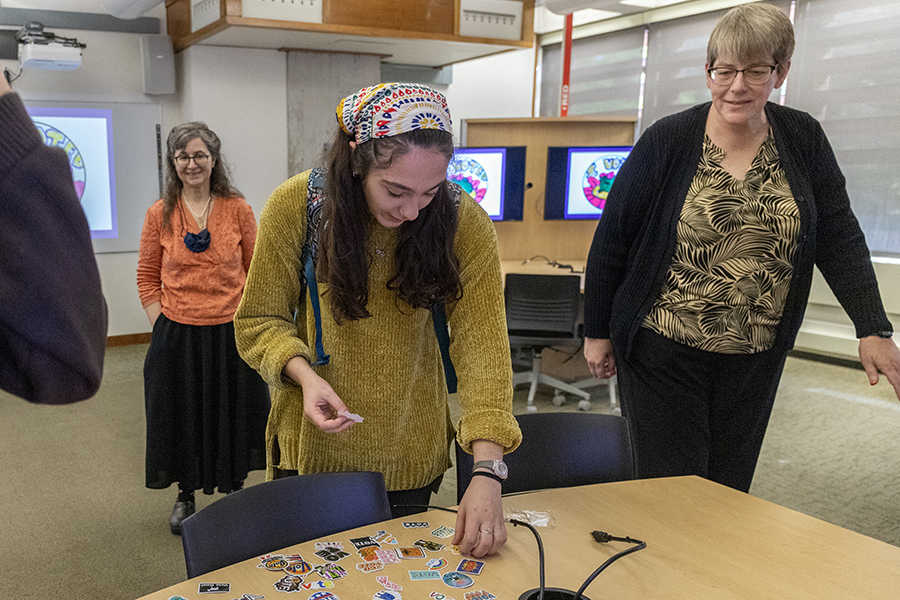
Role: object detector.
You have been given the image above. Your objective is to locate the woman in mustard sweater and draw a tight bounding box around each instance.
[235,83,521,558]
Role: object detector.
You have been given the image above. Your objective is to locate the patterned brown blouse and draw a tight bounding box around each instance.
[642,132,801,353]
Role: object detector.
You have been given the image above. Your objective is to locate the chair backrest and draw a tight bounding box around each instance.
[505,273,582,338]
[456,412,634,502]
[181,471,392,578]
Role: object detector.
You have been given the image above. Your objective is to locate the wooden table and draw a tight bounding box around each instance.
[136,476,900,599]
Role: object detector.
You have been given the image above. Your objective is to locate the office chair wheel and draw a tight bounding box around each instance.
[611,406,622,416]
[552,393,567,407]
[526,404,538,414]
[577,399,592,411]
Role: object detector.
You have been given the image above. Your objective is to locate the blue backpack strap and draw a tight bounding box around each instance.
[432,303,456,394]
[302,168,329,366]
[432,181,463,394]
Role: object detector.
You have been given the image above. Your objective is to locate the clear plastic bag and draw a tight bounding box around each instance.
[504,509,555,527]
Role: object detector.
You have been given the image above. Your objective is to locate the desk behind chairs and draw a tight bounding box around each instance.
[455,412,634,502]
[180,471,392,578]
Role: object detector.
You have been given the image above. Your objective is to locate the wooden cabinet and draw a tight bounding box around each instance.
[164,0,534,67]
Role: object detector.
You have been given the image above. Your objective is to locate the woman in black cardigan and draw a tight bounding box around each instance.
[583,3,900,492]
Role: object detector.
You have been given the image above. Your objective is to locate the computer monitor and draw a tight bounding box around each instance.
[544,146,632,220]
[447,146,526,221]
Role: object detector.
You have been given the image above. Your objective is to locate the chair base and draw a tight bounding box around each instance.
[513,353,591,413]
[570,374,619,414]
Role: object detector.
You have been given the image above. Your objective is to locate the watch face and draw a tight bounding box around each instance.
[495,460,508,477]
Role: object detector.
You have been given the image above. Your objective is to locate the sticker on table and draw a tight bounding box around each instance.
[409,570,442,581]
[442,572,475,589]
[284,559,314,575]
[430,526,454,538]
[373,591,401,600]
[456,559,484,575]
[315,563,348,580]
[464,591,498,600]
[356,559,385,573]
[396,547,427,559]
[273,574,305,592]
[414,539,445,552]
[426,558,448,570]
[448,545,461,556]
[198,582,231,593]
[301,581,334,590]
[233,595,265,600]
[315,541,345,550]
[259,555,290,570]
[308,591,339,600]
[401,521,429,528]
[314,547,350,562]
[358,546,381,562]
[373,530,398,544]
[429,593,457,600]
[165,597,190,600]
[376,575,402,591]
[376,548,401,564]
[351,536,380,550]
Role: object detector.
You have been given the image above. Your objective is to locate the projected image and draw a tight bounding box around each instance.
[26,106,117,239]
[447,148,506,220]
[565,147,630,218]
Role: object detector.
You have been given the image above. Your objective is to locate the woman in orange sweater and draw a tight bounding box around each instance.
[137,122,270,534]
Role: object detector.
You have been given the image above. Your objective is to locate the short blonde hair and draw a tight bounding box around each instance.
[707,3,794,70]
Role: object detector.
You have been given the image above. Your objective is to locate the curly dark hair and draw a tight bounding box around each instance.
[160,121,242,231]
[320,127,462,323]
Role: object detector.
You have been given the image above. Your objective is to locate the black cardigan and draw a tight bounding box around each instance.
[0,92,108,403]
[584,101,891,357]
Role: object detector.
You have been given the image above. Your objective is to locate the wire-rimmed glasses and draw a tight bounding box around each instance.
[707,64,778,86]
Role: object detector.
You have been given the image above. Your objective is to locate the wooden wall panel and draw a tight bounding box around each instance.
[464,117,636,263]
[324,0,455,35]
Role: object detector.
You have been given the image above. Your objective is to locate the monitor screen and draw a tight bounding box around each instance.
[26,105,118,239]
[447,146,526,221]
[544,146,632,220]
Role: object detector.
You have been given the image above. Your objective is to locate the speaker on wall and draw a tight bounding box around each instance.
[140,34,175,95]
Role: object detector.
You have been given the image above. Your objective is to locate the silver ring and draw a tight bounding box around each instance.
[493,527,504,532]
[480,529,493,534]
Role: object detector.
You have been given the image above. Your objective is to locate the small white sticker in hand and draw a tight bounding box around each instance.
[339,410,364,423]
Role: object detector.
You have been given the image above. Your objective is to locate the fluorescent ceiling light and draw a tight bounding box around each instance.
[620,0,691,8]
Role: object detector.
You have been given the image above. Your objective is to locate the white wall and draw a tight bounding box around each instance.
[445,48,536,143]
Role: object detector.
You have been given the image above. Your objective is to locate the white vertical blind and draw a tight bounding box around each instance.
[540,26,645,118]
[788,0,900,254]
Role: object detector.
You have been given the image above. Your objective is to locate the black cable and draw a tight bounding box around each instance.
[571,531,647,600]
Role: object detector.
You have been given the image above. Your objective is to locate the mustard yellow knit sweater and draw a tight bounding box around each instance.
[235,170,521,491]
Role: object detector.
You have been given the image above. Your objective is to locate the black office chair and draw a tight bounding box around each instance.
[181,471,392,578]
[506,273,591,412]
[455,412,634,502]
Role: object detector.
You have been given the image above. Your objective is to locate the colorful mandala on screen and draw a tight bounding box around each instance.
[447,156,488,204]
[34,121,87,200]
[581,154,626,210]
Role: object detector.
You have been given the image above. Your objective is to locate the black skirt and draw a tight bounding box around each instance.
[144,314,270,494]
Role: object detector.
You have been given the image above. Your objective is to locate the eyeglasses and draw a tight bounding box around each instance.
[174,153,210,167]
[707,64,778,86]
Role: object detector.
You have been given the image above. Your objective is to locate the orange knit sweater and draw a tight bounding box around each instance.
[137,196,257,325]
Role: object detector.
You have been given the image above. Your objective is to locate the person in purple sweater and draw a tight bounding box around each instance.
[0,73,107,405]
[583,4,900,492]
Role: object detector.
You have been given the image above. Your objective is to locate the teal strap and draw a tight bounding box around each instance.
[304,253,330,366]
[432,303,457,394]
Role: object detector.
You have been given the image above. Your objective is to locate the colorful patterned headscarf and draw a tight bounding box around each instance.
[336,83,452,144]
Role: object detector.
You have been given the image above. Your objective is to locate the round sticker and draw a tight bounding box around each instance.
[442,571,475,589]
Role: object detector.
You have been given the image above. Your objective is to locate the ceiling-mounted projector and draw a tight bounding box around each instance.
[16,21,86,70]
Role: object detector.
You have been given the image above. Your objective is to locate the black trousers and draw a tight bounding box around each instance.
[616,328,788,492]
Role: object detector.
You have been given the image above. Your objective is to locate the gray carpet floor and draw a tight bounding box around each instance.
[1,344,898,599]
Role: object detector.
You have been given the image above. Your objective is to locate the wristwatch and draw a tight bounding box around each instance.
[472,459,508,480]
[876,331,894,339]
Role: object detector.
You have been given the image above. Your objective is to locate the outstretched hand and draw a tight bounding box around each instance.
[452,475,506,558]
[859,336,900,401]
